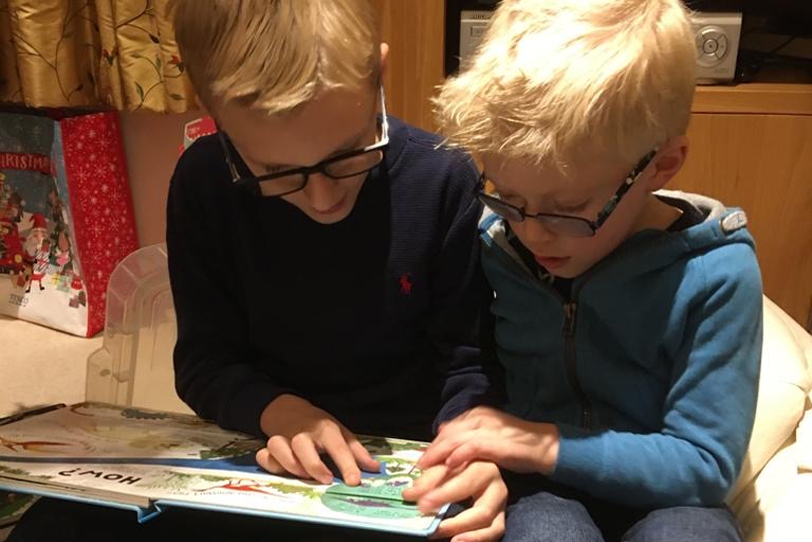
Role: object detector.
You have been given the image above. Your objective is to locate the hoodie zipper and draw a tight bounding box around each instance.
[563,299,593,429]
[492,224,596,429]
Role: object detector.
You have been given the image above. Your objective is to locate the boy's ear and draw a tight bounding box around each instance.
[647,136,689,191]
[379,42,389,78]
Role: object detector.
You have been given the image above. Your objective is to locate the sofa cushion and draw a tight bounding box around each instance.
[798,404,812,472]
[728,297,812,502]
[730,439,798,542]
[763,297,812,472]
[755,469,812,542]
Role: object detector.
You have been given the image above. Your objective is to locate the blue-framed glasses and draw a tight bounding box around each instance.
[478,149,658,238]
[217,85,390,197]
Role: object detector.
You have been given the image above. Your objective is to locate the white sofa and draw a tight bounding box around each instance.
[728,297,812,542]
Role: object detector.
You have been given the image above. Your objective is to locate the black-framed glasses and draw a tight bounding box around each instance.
[217,85,390,197]
[477,149,658,238]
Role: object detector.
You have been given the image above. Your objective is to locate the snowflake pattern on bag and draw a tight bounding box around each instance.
[60,113,139,334]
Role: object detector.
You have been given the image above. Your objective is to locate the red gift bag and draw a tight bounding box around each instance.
[0,110,139,337]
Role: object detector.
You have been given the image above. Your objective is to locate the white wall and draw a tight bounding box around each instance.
[119,110,202,247]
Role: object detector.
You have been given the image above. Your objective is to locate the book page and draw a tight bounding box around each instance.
[0,403,444,535]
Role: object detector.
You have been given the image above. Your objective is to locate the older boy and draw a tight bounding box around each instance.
[407,0,763,541]
[169,0,507,539]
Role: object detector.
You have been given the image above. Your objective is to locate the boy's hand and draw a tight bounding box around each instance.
[255,394,379,486]
[402,461,506,542]
[418,406,560,475]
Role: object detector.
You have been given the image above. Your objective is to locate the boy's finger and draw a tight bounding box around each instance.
[290,435,334,484]
[346,434,381,473]
[446,441,485,468]
[261,437,309,479]
[431,474,507,541]
[419,476,472,513]
[319,425,370,486]
[255,447,283,473]
[326,442,363,487]
[401,464,449,504]
[421,462,505,514]
[446,438,513,470]
[435,510,505,542]
[418,436,462,468]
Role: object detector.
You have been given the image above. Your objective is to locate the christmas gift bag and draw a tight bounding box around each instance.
[0,110,139,337]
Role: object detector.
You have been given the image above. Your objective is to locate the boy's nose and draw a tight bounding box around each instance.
[302,173,342,210]
[518,218,557,246]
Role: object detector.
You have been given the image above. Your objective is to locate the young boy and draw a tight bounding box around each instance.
[9,1,505,541]
[406,0,763,541]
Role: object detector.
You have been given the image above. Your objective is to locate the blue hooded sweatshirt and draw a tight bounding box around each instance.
[480,190,763,509]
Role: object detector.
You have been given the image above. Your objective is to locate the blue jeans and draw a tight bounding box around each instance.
[503,490,743,542]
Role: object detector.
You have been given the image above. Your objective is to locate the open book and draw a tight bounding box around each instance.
[0,402,448,537]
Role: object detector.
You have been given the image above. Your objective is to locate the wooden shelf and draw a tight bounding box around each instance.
[692,82,812,116]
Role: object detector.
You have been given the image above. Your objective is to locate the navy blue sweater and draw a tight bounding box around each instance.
[166,116,492,441]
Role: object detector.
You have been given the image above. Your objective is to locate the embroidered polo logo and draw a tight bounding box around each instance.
[398,273,413,296]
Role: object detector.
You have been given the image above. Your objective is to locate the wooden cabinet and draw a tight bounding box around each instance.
[672,84,812,329]
[371,0,446,131]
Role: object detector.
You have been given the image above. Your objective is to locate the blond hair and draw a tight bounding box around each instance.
[173,0,381,115]
[436,0,696,170]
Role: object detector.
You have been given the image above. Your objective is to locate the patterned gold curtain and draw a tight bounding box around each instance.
[0,0,196,112]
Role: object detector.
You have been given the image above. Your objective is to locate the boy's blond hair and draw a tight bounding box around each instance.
[436,0,696,170]
[173,0,381,115]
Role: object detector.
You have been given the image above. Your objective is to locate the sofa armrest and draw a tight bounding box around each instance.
[733,442,812,542]
[729,296,812,503]
[763,297,812,472]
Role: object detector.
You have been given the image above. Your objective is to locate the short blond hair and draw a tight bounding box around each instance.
[436,0,696,170]
[173,0,381,115]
